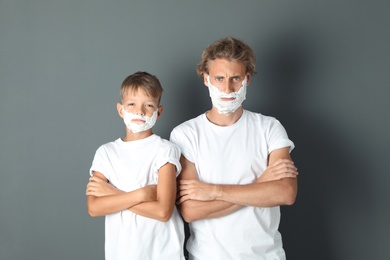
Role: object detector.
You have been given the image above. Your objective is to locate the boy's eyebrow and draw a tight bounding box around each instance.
[123,97,159,103]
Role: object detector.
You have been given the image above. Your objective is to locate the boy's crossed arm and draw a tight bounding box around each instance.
[86,163,178,222]
[86,171,156,217]
[128,163,177,222]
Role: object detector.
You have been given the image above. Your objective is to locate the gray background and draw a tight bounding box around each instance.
[1,1,389,259]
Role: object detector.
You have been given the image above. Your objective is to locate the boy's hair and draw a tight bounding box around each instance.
[196,37,257,77]
[120,71,163,104]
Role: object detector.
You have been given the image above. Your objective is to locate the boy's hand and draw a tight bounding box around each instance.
[255,159,298,183]
[86,176,123,197]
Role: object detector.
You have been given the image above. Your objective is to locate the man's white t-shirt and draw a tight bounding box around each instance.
[170,110,294,260]
[90,134,185,260]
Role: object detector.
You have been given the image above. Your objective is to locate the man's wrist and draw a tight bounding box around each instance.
[214,184,223,200]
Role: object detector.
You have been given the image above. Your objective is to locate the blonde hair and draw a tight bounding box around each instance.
[197,37,257,77]
[120,71,163,104]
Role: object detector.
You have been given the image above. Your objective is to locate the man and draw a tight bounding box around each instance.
[170,37,298,260]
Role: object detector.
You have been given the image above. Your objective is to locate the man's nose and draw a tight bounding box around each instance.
[220,81,235,94]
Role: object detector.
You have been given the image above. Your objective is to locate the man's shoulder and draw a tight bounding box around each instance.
[172,114,204,133]
[244,110,278,124]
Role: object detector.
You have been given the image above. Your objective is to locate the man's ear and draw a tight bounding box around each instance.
[157,105,164,119]
[246,74,251,86]
[203,73,209,87]
[117,103,124,118]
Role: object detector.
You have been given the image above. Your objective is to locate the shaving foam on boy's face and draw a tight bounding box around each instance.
[207,76,247,114]
[122,107,158,133]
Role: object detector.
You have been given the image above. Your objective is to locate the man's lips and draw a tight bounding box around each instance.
[220,97,235,101]
[132,119,145,124]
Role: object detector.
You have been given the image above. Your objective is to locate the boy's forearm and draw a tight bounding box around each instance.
[129,200,174,222]
[129,163,177,222]
[87,189,146,217]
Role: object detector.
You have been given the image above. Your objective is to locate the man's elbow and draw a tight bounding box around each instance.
[281,180,297,206]
[178,203,198,223]
[180,211,194,223]
[283,191,297,206]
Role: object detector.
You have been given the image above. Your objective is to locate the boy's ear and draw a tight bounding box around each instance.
[157,105,163,119]
[117,103,124,118]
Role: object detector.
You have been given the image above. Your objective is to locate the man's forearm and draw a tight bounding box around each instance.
[215,178,297,207]
[179,199,242,222]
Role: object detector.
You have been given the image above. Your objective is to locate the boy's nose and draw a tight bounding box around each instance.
[135,106,145,116]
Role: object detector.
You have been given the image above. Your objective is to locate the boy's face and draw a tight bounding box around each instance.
[118,88,162,121]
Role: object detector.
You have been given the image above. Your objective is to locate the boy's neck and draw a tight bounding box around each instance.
[122,129,153,142]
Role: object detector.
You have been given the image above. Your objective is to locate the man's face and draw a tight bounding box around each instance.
[204,58,249,95]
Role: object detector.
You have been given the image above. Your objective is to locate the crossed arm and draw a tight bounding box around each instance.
[176,147,298,223]
[86,163,177,222]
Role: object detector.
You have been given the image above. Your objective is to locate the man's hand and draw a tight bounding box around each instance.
[86,176,122,197]
[255,159,298,183]
[177,179,218,204]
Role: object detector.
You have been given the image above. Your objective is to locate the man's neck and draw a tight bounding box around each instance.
[205,107,243,126]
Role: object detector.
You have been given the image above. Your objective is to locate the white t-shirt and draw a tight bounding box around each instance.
[170,110,294,260]
[90,134,185,260]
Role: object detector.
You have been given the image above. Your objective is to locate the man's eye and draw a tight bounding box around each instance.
[215,77,223,81]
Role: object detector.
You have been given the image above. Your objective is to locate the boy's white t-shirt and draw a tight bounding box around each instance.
[170,110,294,260]
[90,134,185,260]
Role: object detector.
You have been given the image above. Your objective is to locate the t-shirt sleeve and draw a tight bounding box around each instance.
[170,126,195,163]
[267,118,295,154]
[154,143,182,181]
[89,145,110,180]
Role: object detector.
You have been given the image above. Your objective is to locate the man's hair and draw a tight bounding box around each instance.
[120,71,163,104]
[196,37,257,77]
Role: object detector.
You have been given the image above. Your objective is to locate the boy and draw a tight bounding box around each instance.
[86,71,185,259]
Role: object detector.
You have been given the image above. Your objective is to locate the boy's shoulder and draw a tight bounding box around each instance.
[94,138,121,152]
[154,135,179,149]
[95,136,179,156]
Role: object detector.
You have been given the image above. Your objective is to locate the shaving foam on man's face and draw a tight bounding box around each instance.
[122,108,158,133]
[207,75,247,114]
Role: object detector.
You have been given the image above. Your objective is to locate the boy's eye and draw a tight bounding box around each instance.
[146,104,155,108]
